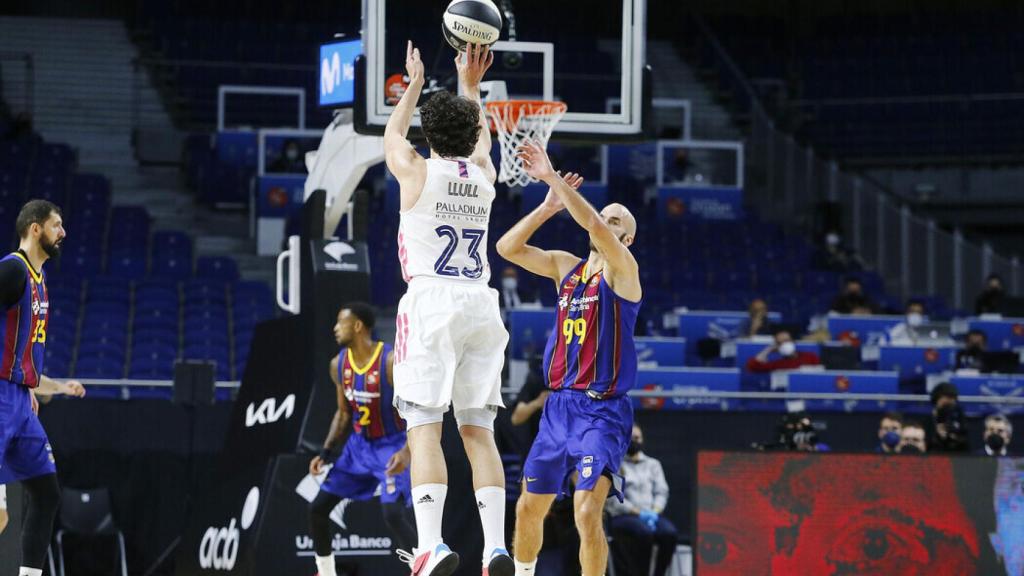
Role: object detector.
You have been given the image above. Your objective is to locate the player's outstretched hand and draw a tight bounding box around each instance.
[309,455,326,476]
[405,40,425,85]
[563,171,584,190]
[516,140,557,181]
[385,446,411,476]
[541,172,583,214]
[63,379,86,398]
[456,43,493,89]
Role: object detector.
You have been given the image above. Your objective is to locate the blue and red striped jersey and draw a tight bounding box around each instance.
[542,260,640,399]
[337,341,406,440]
[0,252,47,388]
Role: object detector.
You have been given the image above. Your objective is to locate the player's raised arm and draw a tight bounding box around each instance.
[518,141,641,298]
[456,43,497,182]
[384,41,428,197]
[496,172,585,285]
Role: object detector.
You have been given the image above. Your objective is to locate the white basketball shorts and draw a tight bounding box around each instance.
[393,277,508,419]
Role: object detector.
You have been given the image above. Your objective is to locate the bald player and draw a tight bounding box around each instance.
[496,141,642,576]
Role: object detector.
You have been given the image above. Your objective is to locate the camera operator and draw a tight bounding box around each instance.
[929,383,969,453]
[755,412,829,452]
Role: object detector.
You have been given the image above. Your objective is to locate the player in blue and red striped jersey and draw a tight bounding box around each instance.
[0,200,86,576]
[307,303,416,576]
[497,142,641,576]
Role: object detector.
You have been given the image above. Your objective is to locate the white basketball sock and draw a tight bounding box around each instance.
[314,554,337,576]
[412,483,447,550]
[19,568,43,576]
[476,486,506,563]
[514,558,537,576]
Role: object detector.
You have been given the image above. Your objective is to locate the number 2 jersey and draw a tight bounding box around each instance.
[337,341,405,440]
[543,260,640,399]
[398,157,495,285]
[0,252,48,388]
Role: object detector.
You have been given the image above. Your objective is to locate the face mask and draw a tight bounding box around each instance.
[986,434,1006,452]
[906,313,924,327]
[627,441,642,456]
[779,342,796,357]
[900,444,922,454]
[501,277,517,291]
[826,233,840,247]
[882,430,901,448]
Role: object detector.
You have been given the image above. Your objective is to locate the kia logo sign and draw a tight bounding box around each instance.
[245,395,296,428]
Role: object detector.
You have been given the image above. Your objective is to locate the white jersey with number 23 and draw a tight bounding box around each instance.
[398,157,495,285]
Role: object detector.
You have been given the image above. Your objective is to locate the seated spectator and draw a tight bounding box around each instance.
[955,329,988,371]
[814,230,864,272]
[606,423,678,576]
[746,330,821,373]
[498,267,537,318]
[269,138,307,173]
[880,297,950,342]
[898,420,927,454]
[876,411,903,453]
[929,383,969,453]
[738,298,773,338]
[975,273,1005,315]
[980,414,1013,457]
[830,276,876,314]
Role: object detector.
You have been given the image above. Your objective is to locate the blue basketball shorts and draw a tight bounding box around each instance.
[0,380,56,484]
[320,432,411,505]
[522,390,633,501]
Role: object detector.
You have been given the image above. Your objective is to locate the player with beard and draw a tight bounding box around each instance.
[497,143,642,576]
[0,200,86,576]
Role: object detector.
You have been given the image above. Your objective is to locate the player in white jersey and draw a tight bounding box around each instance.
[383,41,512,576]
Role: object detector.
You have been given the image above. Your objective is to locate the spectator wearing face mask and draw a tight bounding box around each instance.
[898,420,927,454]
[830,277,876,314]
[885,300,929,345]
[876,411,903,454]
[270,138,307,173]
[815,230,864,272]
[497,267,537,324]
[738,298,773,338]
[979,414,1013,457]
[975,273,1005,315]
[606,424,678,576]
[746,330,821,373]
[955,329,988,371]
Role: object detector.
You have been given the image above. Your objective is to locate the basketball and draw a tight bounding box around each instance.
[442,0,503,52]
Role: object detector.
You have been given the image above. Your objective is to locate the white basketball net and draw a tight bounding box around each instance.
[486,100,567,187]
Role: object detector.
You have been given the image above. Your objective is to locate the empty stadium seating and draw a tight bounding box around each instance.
[0,128,276,381]
[701,11,1024,157]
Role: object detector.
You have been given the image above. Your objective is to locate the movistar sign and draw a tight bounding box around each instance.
[319,39,362,107]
